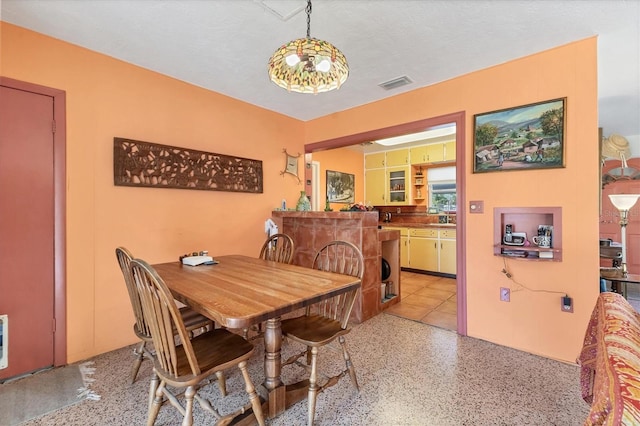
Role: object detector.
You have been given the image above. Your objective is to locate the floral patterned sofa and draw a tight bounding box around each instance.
[578,292,640,425]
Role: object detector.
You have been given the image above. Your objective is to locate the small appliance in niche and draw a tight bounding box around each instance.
[380,258,395,302]
[504,224,513,243]
[503,224,526,246]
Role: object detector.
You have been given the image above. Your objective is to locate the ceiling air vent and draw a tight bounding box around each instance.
[378,76,413,91]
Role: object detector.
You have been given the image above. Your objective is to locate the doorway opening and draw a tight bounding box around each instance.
[304,112,467,335]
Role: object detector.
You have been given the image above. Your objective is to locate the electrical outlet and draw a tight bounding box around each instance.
[500,287,510,302]
[561,296,573,313]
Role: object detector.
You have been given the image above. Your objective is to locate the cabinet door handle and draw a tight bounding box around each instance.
[434,242,437,249]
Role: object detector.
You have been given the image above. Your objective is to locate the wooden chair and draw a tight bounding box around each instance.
[259,233,295,264]
[130,258,265,426]
[115,247,215,385]
[242,233,296,339]
[281,240,363,425]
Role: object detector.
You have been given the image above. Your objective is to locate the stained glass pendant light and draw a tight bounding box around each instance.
[268,0,348,94]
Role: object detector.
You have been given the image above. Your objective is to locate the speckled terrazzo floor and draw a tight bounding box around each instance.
[18,314,589,426]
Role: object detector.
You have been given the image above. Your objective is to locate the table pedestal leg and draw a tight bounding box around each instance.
[263,317,285,418]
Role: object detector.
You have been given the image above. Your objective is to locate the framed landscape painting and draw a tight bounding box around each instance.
[473,98,566,173]
[326,170,355,203]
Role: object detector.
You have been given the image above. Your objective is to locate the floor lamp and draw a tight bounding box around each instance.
[609,194,640,276]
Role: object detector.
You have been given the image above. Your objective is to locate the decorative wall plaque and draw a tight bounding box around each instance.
[113,137,263,193]
[280,149,301,183]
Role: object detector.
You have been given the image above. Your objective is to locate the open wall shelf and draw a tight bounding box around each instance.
[493,207,562,261]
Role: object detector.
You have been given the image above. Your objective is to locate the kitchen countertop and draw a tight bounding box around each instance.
[378,228,401,241]
[379,222,456,229]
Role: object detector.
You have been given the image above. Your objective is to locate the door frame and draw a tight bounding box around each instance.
[1,77,67,366]
[304,111,467,336]
[311,161,320,210]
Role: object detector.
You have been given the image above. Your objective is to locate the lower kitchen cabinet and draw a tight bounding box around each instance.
[439,239,457,274]
[385,227,410,268]
[400,234,409,268]
[386,226,456,275]
[409,228,438,271]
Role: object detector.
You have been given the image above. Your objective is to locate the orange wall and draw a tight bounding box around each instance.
[1,23,306,361]
[311,147,364,210]
[2,22,599,364]
[306,38,600,362]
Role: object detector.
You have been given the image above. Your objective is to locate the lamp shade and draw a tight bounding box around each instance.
[268,37,348,94]
[609,194,640,211]
[267,0,348,94]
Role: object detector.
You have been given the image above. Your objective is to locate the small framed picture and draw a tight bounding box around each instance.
[326,170,355,203]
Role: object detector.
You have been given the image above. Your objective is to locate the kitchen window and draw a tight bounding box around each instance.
[428,166,456,213]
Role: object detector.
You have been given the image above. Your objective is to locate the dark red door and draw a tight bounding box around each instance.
[0,85,55,380]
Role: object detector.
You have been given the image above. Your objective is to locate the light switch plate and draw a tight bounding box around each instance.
[469,200,484,213]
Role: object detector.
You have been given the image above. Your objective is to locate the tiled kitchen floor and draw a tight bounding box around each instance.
[385,270,457,331]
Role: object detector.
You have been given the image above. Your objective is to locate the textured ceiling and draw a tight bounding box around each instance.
[2,0,639,150]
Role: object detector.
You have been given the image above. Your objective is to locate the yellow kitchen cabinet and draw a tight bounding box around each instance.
[410,143,445,164]
[365,168,386,206]
[404,228,456,274]
[411,228,438,238]
[364,152,386,169]
[410,236,438,271]
[437,228,456,274]
[425,143,444,163]
[386,166,409,204]
[401,234,410,268]
[444,141,456,162]
[385,227,410,268]
[409,228,438,271]
[385,148,409,166]
[439,239,457,274]
[409,145,428,164]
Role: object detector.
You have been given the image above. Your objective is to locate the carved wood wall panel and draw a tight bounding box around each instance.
[113,137,263,193]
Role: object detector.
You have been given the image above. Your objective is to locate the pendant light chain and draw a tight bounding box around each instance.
[306,0,312,39]
[267,0,348,94]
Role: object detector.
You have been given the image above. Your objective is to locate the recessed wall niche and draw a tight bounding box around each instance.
[494,207,562,261]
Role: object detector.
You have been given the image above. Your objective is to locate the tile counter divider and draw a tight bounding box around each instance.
[271,211,400,323]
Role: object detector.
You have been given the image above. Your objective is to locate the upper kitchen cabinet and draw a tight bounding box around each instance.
[365,168,386,206]
[385,148,410,166]
[364,151,409,206]
[410,141,456,165]
[444,141,456,162]
[364,152,386,169]
[409,145,427,164]
[387,166,410,205]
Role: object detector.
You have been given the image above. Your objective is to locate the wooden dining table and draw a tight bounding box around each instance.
[152,254,361,422]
